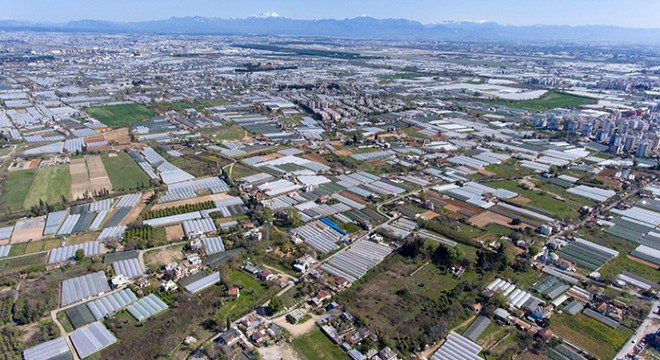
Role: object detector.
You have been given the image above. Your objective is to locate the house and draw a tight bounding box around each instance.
[468,302,482,312]
[243,264,261,275]
[294,254,317,272]
[258,270,275,281]
[251,330,267,344]
[240,315,261,329]
[187,254,202,265]
[311,290,332,306]
[267,324,282,338]
[494,308,511,323]
[348,349,365,360]
[136,277,150,288]
[334,277,348,288]
[537,328,554,342]
[190,238,202,251]
[379,347,398,360]
[287,310,305,324]
[217,329,241,346]
[228,287,240,298]
[161,280,178,292]
[111,274,131,288]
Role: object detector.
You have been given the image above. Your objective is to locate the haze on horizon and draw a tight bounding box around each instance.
[4,0,660,29]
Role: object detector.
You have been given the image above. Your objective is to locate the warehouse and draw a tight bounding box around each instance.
[127,294,169,322]
[56,214,81,236]
[70,322,117,358]
[115,193,142,208]
[61,271,111,306]
[557,238,619,270]
[463,316,491,341]
[567,185,616,202]
[289,220,342,253]
[43,210,67,235]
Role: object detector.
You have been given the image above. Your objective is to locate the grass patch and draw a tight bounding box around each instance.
[551,312,632,360]
[101,152,151,191]
[481,91,597,111]
[0,169,36,212]
[23,165,71,209]
[402,126,429,139]
[150,98,229,113]
[380,72,426,80]
[291,327,347,360]
[214,271,276,322]
[200,122,247,141]
[24,239,61,254]
[0,253,46,275]
[85,103,157,128]
[228,163,260,179]
[483,159,534,178]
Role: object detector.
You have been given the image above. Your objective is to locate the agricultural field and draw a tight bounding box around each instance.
[0,169,36,212]
[23,165,71,209]
[85,103,157,128]
[144,244,184,272]
[483,159,535,178]
[150,98,229,112]
[228,163,260,179]
[291,327,347,360]
[70,156,112,199]
[482,91,596,111]
[101,152,151,191]
[550,312,633,360]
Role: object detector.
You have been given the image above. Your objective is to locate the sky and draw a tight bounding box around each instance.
[3,0,660,28]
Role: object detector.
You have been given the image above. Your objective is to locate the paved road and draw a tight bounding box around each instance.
[616,300,660,359]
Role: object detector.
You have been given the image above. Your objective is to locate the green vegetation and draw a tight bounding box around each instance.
[228,163,260,179]
[85,103,157,128]
[23,165,71,209]
[214,271,276,323]
[123,226,168,249]
[101,152,151,191]
[143,201,215,220]
[0,253,46,276]
[380,72,425,80]
[481,91,596,111]
[483,159,534,178]
[551,313,633,360]
[486,179,585,220]
[150,98,229,113]
[0,169,36,212]
[402,126,430,139]
[201,122,247,141]
[291,327,348,360]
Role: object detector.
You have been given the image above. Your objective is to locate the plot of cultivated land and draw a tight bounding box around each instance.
[482,91,596,111]
[228,163,260,179]
[165,225,184,241]
[0,169,36,212]
[200,123,247,141]
[259,342,304,360]
[11,216,46,243]
[508,196,531,206]
[551,313,632,360]
[335,149,354,156]
[23,165,71,209]
[70,156,112,200]
[101,152,151,191]
[150,192,231,211]
[85,103,156,128]
[469,211,533,230]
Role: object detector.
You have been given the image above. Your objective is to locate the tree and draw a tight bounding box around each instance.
[511,218,522,225]
[74,249,85,262]
[267,296,283,315]
[528,245,540,257]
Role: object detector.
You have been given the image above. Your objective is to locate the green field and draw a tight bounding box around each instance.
[85,103,157,128]
[101,152,151,191]
[486,179,584,220]
[0,169,36,212]
[150,98,229,113]
[380,72,426,80]
[483,91,596,111]
[200,122,247,141]
[551,313,633,359]
[228,163,260,179]
[292,328,348,360]
[23,165,71,209]
[214,271,276,322]
[483,159,534,178]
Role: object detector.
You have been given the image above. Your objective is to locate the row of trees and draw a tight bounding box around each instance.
[143,200,216,220]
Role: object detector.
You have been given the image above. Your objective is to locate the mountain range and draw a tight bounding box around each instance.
[2,16,660,44]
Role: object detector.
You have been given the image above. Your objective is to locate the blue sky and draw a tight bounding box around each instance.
[4,0,660,28]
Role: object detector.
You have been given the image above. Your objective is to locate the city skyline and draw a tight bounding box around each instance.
[4,0,660,29]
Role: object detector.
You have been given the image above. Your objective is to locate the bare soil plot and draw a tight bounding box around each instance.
[145,245,184,270]
[338,191,368,205]
[11,216,46,243]
[165,225,184,241]
[335,149,353,156]
[469,211,533,230]
[258,342,304,360]
[421,210,440,219]
[508,195,531,206]
[103,128,131,144]
[444,204,462,212]
[272,312,320,338]
[70,156,112,200]
[260,153,283,161]
[477,168,496,176]
[628,255,660,269]
[150,192,230,211]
